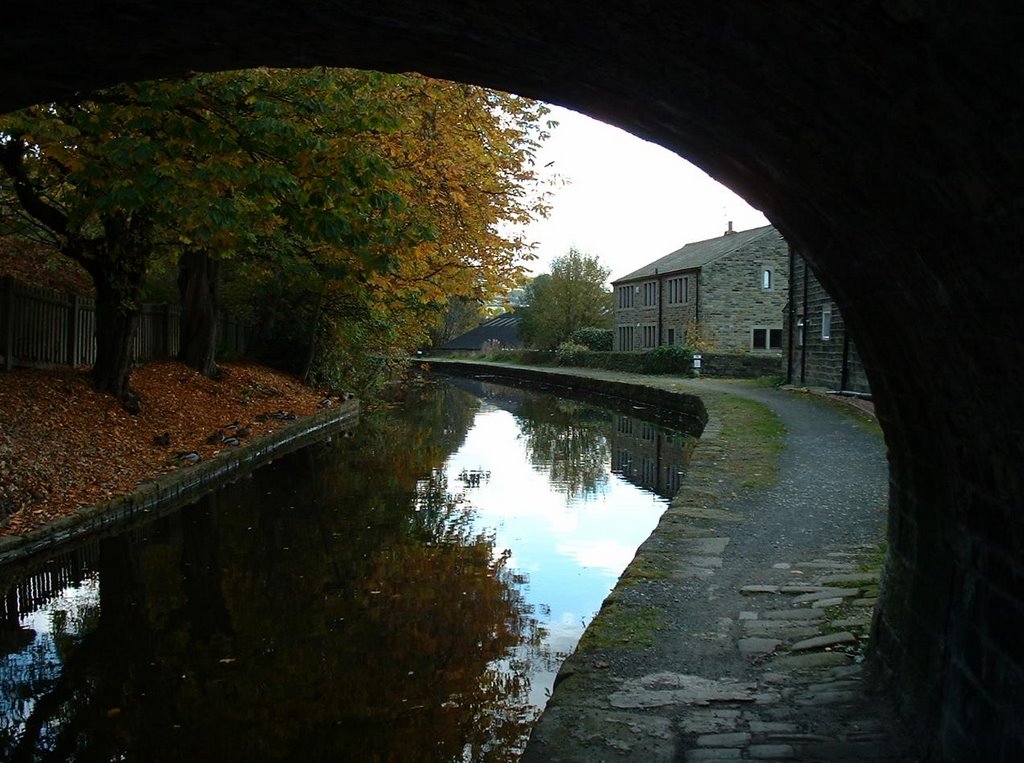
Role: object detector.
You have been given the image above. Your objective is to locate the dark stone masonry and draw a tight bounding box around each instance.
[3,5,1023,759]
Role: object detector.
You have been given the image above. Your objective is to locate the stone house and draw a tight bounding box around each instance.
[611,223,789,353]
[785,250,870,394]
[610,413,695,500]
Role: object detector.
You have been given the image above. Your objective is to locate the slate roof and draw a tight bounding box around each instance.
[438,312,522,351]
[612,224,779,283]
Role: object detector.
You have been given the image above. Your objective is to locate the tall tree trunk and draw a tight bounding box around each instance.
[86,214,151,413]
[91,277,142,407]
[177,248,221,378]
[301,289,326,383]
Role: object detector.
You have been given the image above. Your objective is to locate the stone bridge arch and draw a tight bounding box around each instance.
[4,3,1023,760]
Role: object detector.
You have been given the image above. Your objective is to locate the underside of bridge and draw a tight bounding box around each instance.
[4,3,1023,759]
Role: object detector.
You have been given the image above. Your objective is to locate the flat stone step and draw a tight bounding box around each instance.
[817,571,881,585]
[769,652,853,670]
[761,609,825,621]
[812,597,846,608]
[791,631,858,651]
[779,585,827,594]
[743,622,822,640]
[738,637,783,655]
[741,585,780,594]
[791,587,862,604]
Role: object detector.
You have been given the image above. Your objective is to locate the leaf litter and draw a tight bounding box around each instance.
[0,360,326,536]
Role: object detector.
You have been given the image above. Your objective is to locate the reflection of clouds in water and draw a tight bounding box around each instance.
[442,389,684,718]
[555,539,637,576]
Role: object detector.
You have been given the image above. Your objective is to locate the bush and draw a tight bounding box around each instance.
[640,345,694,374]
[555,341,590,366]
[545,345,695,376]
[569,326,613,351]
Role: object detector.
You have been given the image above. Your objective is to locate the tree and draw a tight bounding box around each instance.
[518,248,613,350]
[222,74,554,389]
[0,69,553,399]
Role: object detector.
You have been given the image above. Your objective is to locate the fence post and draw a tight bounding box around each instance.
[164,304,175,358]
[66,292,81,366]
[2,276,14,371]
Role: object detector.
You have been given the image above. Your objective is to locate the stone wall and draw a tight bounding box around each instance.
[613,280,661,350]
[657,271,698,348]
[699,229,789,352]
[787,253,870,394]
[698,352,783,379]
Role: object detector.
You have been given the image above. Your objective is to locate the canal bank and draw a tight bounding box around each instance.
[0,399,359,568]
[430,359,919,762]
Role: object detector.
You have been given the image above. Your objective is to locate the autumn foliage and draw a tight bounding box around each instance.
[0,68,553,401]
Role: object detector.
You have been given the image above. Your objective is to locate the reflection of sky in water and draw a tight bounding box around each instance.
[1,576,100,745]
[444,406,668,707]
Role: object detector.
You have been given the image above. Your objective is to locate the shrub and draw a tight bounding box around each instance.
[640,344,694,374]
[555,341,590,366]
[570,326,613,351]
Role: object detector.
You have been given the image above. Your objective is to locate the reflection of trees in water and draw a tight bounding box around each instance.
[515,397,613,499]
[0,382,541,762]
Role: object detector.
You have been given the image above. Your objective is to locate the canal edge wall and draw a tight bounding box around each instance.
[0,400,360,568]
[427,359,710,432]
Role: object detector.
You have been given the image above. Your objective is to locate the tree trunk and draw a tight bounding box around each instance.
[301,289,326,383]
[86,215,151,413]
[177,249,221,378]
[91,276,142,409]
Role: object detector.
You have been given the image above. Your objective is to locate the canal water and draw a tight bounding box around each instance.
[0,376,699,762]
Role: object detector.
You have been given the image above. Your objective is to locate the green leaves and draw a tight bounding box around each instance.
[1,66,554,389]
[519,248,614,350]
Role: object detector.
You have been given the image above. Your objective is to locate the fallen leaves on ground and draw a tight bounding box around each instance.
[0,360,328,536]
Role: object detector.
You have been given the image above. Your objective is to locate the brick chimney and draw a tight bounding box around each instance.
[724,220,735,235]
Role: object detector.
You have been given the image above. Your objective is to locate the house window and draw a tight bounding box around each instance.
[643,281,658,306]
[763,269,772,289]
[667,276,690,304]
[822,308,832,341]
[642,324,657,348]
[752,327,783,350]
[617,285,635,308]
[667,328,675,345]
[618,325,635,350]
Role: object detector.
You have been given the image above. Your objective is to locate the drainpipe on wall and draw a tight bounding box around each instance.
[840,330,851,392]
[800,253,808,385]
[786,246,795,385]
[694,272,700,330]
[655,267,663,346]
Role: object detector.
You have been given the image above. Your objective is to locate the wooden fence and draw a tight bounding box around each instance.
[0,276,249,371]
[1,543,101,623]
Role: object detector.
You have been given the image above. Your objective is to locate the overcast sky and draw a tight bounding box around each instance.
[521,105,769,283]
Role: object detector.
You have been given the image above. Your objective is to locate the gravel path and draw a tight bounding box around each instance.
[693,380,889,567]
